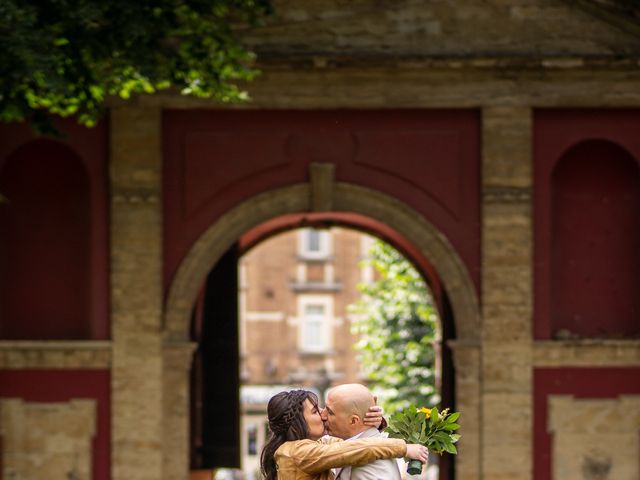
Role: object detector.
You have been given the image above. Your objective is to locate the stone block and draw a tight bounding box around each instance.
[548,395,640,480]
[482,106,532,188]
[533,340,640,367]
[482,205,532,266]
[482,304,532,342]
[482,392,532,478]
[0,399,96,480]
[482,343,532,392]
[482,265,532,307]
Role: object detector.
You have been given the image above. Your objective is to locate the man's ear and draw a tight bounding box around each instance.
[349,415,361,426]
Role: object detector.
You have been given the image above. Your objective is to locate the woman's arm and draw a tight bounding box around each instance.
[318,436,343,445]
[289,438,407,474]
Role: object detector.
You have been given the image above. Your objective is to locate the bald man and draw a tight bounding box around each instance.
[321,383,402,480]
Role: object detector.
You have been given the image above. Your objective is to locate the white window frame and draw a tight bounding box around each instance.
[298,228,331,259]
[297,295,333,353]
[359,234,375,284]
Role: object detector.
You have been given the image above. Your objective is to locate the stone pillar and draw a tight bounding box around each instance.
[163,341,197,480]
[449,341,481,480]
[481,106,533,480]
[110,106,164,480]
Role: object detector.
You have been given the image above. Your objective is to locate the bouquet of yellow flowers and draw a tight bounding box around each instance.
[387,406,461,475]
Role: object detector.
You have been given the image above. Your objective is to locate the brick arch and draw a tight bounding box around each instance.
[164,182,479,341]
[162,181,481,480]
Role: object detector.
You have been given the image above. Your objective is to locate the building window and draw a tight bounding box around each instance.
[308,229,321,252]
[298,295,333,352]
[298,228,331,259]
[247,425,257,455]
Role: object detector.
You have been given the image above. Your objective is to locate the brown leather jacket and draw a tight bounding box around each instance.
[273,436,406,480]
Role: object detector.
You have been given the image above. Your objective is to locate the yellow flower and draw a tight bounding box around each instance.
[418,407,432,419]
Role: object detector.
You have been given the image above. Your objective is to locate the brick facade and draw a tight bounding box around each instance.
[240,227,369,388]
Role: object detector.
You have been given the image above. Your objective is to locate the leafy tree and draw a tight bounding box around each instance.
[0,0,272,132]
[350,239,439,414]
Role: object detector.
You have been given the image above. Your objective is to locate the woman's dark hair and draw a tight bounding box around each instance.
[260,389,319,480]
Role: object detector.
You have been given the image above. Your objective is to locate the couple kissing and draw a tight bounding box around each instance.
[260,383,429,480]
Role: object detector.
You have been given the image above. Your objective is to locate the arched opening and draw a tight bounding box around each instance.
[551,139,640,338]
[163,182,480,480]
[0,140,92,339]
[189,215,457,479]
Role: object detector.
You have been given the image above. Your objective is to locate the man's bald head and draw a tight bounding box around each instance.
[328,383,375,417]
[323,383,375,439]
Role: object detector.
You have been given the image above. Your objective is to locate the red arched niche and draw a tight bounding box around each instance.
[0,140,92,339]
[550,140,640,338]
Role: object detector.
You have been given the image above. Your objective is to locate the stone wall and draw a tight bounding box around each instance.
[240,0,640,56]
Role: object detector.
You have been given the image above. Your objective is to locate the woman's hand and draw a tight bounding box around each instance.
[362,405,384,429]
[405,444,429,463]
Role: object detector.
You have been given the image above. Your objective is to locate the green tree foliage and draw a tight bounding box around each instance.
[350,240,439,414]
[0,0,272,132]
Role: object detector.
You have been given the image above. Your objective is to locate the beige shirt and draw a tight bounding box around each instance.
[274,436,406,480]
[338,428,403,480]
[332,431,365,478]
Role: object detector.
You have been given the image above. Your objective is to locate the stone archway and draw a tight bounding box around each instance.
[162,170,482,480]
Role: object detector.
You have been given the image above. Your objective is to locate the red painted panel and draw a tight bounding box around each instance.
[163,110,480,295]
[0,370,111,480]
[0,141,90,339]
[0,120,109,339]
[534,109,640,339]
[182,131,291,218]
[353,129,464,219]
[534,368,640,480]
[551,141,640,337]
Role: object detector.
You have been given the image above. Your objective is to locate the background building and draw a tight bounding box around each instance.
[238,227,372,477]
[240,228,371,388]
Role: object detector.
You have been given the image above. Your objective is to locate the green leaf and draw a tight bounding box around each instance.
[445,412,460,423]
[433,432,452,442]
[430,407,439,426]
[444,442,458,454]
[419,416,427,443]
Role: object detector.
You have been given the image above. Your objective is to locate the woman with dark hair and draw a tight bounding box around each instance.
[260,389,428,480]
